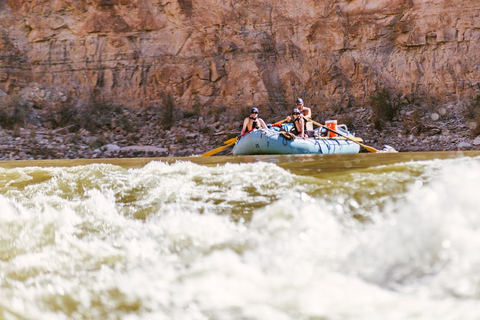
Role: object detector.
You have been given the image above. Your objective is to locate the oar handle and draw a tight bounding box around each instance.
[308,119,380,153]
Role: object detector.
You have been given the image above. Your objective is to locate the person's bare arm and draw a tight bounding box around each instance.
[240,118,249,135]
[303,107,312,119]
[300,118,306,137]
[259,118,268,129]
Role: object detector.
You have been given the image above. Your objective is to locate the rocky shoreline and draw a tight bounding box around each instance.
[0,116,238,160]
[1,102,480,161]
[1,83,480,160]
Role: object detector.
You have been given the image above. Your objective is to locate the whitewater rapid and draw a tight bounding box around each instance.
[0,156,479,319]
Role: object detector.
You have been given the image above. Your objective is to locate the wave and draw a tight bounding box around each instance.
[0,156,480,319]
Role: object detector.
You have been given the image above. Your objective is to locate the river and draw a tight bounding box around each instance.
[1,151,480,319]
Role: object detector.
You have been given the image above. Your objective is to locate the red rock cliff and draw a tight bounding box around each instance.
[1,0,479,111]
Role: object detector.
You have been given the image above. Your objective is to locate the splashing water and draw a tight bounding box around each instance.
[1,155,480,319]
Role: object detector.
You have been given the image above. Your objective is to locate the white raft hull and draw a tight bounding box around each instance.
[232,129,361,155]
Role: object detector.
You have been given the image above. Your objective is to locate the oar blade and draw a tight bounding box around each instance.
[362,144,380,153]
[201,141,235,157]
[224,137,237,145]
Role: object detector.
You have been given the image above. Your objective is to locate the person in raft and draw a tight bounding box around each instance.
[289,108,307,138]
[240,107,268,135]
[286,98,313,130]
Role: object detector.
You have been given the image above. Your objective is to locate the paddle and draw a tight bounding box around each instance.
[201,137,237,156]
[307,119,381,153]
[201,118,288,157]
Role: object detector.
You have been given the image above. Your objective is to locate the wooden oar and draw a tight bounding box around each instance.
[201,137,237,156]
[201,142,235,156]
[308,119,380,153]
[222,137,237,145]
[201,118,288,157]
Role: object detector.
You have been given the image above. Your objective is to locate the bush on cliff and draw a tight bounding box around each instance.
[463,95,480,136]
[41,95,136,134]
[0,95,29,129]
[369,88,404,130]
[161,94,176,130]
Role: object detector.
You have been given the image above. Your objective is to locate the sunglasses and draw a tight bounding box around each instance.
[293,112,300,115]
[251,112,258,114]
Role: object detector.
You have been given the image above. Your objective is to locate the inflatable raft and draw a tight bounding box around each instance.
[232,125,362,156]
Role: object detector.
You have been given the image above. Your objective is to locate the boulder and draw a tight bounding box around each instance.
[473,136,480,146]
[102,144,121,153]
[457,142,472,149]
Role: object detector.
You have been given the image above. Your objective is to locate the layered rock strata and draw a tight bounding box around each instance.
[1,0,480,113]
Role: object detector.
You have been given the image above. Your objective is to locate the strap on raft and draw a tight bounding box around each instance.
[279,131,296,140]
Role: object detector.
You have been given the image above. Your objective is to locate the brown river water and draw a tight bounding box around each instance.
[1,151,479,319]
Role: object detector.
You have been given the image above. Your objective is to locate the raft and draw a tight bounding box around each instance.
[232,125,362,156]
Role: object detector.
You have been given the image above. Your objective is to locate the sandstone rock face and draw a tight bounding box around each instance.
[1,0,480,113]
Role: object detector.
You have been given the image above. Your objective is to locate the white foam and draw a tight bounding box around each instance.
[1,158,480,319]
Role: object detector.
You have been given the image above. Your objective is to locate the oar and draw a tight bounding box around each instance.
[201,137,237,156]
[307,119,381,153]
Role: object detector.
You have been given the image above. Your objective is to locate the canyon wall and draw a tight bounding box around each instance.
[1,0,480,113]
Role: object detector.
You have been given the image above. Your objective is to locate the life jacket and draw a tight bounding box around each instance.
[248,116,259,131]
[290,117,303,135]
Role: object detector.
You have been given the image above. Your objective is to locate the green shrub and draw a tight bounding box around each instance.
[161,94,176,130]
[463,96,480,120]
[369,88,404,130]
[463,96,480,136]
[46,98,135,134]
[0,96,30,129]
